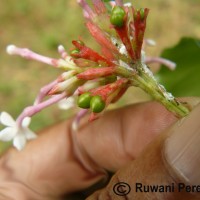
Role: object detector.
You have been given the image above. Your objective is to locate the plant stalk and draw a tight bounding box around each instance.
[116,63,190,118]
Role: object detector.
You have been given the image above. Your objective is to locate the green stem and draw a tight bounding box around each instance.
[116,63,190,118]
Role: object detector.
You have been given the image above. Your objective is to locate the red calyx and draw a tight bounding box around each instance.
[77,67,116,80]
[111,86,128,103]
[115,24,136,60]
[72,40,114,66]
[86,21,119,55]
[89,78,128,101]
[133,8,149,59]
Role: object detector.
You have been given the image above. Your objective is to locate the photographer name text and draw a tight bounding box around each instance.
[135,183,200,193]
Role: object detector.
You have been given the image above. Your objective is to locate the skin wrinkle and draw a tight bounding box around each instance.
[101,111,132,170]
[0,154,47,199]
[32,122,74,196]
[69,120,108,187]
[121,102,177,159]
[40,121,104,196]
[68,121,97,174]
[0,156,58,199]
[119,110,135,161]
[0,192,14,200]
[0,183,47,200]
[75,116,105,171]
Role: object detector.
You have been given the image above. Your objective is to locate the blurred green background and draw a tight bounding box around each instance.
[0,0,199,133]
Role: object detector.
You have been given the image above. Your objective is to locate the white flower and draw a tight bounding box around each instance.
[0,112,37,151]
[57,97,75,110]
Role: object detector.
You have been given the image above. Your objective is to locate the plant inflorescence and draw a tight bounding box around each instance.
[0,0,190,150]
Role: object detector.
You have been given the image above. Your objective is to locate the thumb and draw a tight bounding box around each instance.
[86,102,200,200]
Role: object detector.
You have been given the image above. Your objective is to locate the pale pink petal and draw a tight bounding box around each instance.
[0,127,17,141]
[0,112,16,127]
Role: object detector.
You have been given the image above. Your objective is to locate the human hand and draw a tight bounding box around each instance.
[0,97,199,200]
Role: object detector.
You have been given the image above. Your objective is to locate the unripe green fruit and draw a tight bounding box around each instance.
[90,95,105,113]
[77,92,92,109]
[110,6,126,27]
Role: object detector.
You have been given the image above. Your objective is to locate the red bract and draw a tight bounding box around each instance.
[114,19,136,60]
[133,8,149,59]
[72,40,114,66]
[111,86,128,103]
[77,67,116,80]
[89,78,128,102]
[86,21,119,56]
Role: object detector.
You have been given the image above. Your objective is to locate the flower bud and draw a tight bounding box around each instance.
[110,6,126,27]
[90,95,105,113]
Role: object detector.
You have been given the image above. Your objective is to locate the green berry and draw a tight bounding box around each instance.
[90,95,105,113]
[110,6,126,27]
[77,92,92,109]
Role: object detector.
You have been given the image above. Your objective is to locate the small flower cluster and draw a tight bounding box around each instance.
[0,0,189,150]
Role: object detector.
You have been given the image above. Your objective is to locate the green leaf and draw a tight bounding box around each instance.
[156,37,200,97]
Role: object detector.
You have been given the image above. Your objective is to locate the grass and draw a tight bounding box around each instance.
[0,0,199,146]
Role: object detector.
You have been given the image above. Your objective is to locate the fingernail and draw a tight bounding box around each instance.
[164,103,200,185]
